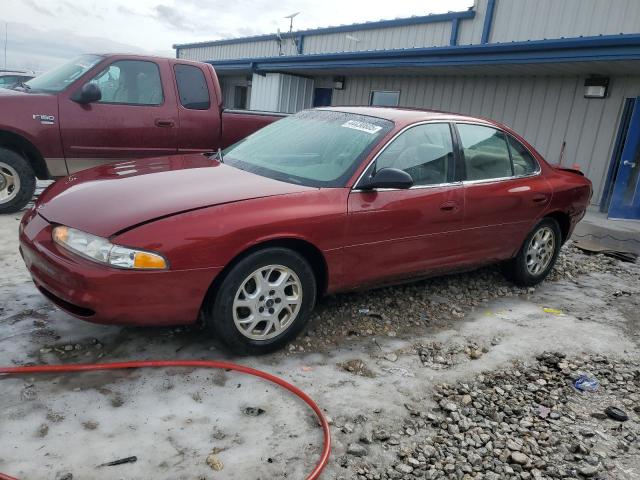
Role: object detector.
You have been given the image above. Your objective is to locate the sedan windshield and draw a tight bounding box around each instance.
[25,54,103,93]
[223,110,393,187]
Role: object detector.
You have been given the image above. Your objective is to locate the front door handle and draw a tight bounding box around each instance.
[532,195,548,203]
[155,118,175,128]
[440,201,459,212]
[623,160,636,168]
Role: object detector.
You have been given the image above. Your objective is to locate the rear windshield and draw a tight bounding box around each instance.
[223,110,393,188]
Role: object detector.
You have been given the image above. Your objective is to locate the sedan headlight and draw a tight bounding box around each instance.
[52,226,168,270]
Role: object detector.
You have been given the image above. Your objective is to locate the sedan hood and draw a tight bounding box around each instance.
[36,155,312,237]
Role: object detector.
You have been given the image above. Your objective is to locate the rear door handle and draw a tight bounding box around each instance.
[440,201,459,212]
[532,195,548,203]
[155,119,175,128]
[623,160,636,168]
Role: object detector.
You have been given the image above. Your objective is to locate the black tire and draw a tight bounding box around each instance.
[0,148,36,214]
[502,217,562,287]
[203,247,317,355]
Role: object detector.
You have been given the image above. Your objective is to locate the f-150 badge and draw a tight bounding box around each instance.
[33,114,55,125]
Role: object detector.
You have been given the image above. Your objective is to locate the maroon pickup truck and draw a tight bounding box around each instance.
[0,53,283,213]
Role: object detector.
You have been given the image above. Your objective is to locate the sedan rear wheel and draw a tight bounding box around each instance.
[525,226,555,275]
[503,218,561,287]
[204,247,316,355]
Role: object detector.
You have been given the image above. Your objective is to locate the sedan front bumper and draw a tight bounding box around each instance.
[19,211,221,326]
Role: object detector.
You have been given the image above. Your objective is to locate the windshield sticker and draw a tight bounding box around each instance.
[341,120,383,134]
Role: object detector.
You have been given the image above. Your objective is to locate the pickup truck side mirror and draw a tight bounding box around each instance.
[72,83,102,104]
[358,167,414,190]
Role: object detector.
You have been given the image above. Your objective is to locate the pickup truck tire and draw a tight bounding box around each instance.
[204,247,317,355]
[502,217,561,287]
[0,148,36,214]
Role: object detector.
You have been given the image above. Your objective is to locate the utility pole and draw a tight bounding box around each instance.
[3,22,7,70]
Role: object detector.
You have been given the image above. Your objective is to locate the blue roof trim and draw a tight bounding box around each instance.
[450,18,460,46]
[481,0,497,44]
[173,10,476,49]
[207,34,640,73]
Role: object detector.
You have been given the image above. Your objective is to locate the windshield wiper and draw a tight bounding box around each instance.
[214,147,224,163]
[12,81,31,91]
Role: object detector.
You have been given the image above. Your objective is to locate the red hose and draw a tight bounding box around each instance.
[0,360,331,480]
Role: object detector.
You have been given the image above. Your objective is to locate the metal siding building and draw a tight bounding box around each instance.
[175,0,640,218]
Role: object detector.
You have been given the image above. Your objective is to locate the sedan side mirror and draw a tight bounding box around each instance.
[72,83,102,104]
[359,167,414,190]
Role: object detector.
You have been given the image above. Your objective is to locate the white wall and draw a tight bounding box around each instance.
[303,21,452,54]
[249,73,314,113]
[489,0,640,43]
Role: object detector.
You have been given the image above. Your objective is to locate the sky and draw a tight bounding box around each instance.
[1,0,473,72]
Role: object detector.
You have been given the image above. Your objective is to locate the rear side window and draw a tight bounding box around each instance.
[175,64,210,110]
[457,124,513,181]
[507,136,538,176]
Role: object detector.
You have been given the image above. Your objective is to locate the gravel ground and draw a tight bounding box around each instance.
[1,203,639,479]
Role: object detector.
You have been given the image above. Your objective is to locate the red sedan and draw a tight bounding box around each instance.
[19,107,591,354]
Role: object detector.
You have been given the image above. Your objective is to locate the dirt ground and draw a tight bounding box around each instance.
[1,201,639,480]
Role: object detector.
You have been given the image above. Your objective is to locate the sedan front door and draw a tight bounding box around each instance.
[343,122,465,289]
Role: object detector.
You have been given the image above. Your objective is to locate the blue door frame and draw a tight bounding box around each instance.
[609,97,640,220]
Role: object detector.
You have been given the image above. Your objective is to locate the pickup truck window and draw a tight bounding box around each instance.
[223,110,393,188]
[89,60,164,106]
[175,64,211,110]
[25,54,102,93]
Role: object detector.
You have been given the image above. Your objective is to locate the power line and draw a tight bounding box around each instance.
[3,22,7,70]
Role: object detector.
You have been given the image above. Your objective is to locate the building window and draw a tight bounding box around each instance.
[370,90,400,107]
[234,86,248,109]
[174,64,211,110]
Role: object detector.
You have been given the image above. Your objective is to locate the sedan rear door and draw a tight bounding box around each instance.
[456,123,552,263]
[343,122,465,289]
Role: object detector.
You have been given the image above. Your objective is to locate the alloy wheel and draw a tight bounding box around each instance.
[525,226,555,275]
[232,265,303,341]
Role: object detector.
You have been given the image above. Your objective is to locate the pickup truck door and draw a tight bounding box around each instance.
[58,58,178,173]
[173,62,221,153]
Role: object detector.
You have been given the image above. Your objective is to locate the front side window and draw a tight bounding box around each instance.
[25,54,103,93]
[458,124,513,181]
[89,60,163,106]
[370,90,400,107]
[376,123,453,186]
[224,110,393,188]
[508,136,538,176]
[175,64,210,110]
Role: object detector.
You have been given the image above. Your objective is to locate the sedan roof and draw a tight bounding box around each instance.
[319,106,496,127]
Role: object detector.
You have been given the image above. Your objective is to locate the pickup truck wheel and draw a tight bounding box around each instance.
[204,247,317,355]
[0,148,36,214]
[502,218,561,287]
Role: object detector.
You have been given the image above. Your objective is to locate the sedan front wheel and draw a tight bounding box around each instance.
[205,247,317,354]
